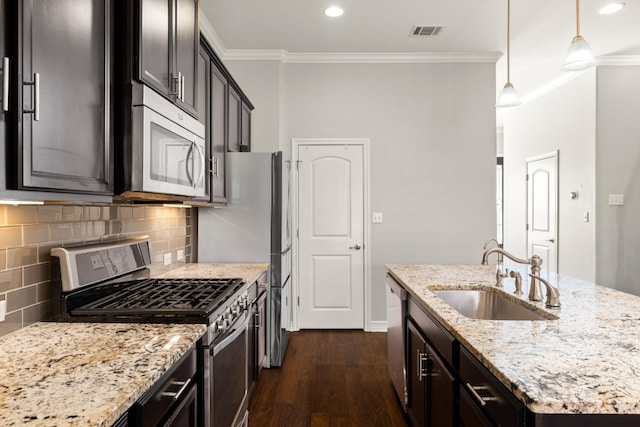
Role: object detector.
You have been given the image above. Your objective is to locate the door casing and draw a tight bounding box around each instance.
[290,138,371,331]
[526,151,559,274]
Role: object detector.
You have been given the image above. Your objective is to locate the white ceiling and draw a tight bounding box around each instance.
[201,0,640,125]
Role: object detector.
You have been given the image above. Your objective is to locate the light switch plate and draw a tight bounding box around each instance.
[163,253,172,266]
[177,249,184,261]
[372,212,383,223]
[608,194,624,206]
[0,300,6,322]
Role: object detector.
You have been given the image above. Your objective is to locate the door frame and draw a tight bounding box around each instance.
[290,138,372,331]
[525,150,559,273]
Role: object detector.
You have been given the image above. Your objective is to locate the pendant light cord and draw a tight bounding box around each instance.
[506,0,511,83]
[576,0,581,36]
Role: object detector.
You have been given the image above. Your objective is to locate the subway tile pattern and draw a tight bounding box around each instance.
[0,205,193,336]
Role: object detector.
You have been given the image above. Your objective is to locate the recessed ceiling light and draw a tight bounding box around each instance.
[598,2,625,14]
[324,6,344,17]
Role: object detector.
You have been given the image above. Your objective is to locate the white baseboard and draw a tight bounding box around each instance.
[368,321,387,332]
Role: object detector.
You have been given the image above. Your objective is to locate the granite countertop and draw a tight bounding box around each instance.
[157,262,268,284]
[386,264,640,415]
[0,322,206,427]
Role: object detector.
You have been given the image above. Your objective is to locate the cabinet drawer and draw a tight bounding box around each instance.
[459,386,493,427]
[408,297,456,369]
[459,346,525,427]
[132,347,197,427]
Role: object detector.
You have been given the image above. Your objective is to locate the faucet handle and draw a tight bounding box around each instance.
[529,274,561,309]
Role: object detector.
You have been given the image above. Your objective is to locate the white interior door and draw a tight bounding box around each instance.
[527,153,558,273]
[297,144,364,329]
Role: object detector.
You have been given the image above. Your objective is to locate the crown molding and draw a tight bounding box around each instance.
[224,49,288,61]
[221,51,502,63]
[598,55,640,66]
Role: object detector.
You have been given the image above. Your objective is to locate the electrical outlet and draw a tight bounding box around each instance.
[0,300,6,322]
[608,194,624,206]
[372,212,383,223]
[163,253,172,266]
[177,249,184,261]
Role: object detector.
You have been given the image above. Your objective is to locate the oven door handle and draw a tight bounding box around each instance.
[213,312,249,356]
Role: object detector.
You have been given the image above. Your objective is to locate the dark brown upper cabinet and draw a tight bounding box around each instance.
[138,0,199,117]
[228,86,251,152]
[2,0,113,196]
[196,42,227,205]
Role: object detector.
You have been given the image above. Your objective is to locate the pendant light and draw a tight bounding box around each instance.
[561,0,598,71]
[496,0,521,108]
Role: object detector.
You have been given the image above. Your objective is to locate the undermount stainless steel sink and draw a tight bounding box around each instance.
[433,289,558,321]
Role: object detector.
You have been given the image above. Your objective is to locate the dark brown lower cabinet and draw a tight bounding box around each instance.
[407,319,456,427]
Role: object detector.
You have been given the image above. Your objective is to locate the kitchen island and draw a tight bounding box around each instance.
[387,264,640,424]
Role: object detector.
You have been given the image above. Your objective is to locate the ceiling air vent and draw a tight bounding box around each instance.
[409,25,444,38]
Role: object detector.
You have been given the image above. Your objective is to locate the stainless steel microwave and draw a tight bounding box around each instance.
[117,84,206,200]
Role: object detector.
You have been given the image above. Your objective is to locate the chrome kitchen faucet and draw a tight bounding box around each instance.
[481,247,544,302]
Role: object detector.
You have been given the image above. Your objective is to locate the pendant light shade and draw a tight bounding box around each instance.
[562,0,598,71]
[497,82,521,108]
[496,0,521,108]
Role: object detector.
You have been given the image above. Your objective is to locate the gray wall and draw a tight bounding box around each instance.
[227,60,497,323]
[596,65,640,294]
[503,70,597,282]
[504,64,640,295]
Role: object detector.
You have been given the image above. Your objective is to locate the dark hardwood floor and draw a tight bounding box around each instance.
[248,330,409,427]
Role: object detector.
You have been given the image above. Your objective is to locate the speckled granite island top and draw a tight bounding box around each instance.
[386,264,640,415]
[0,322,206,427]
[157,262,268,283]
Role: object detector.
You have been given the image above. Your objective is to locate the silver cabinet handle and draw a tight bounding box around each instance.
[1,57,8,112]
[170,72,181,99]
[417,349,429,382]
[547,238,555,243]
[465,383,500,406]
[213,157,218,177]
[180,74,185,103]
[349,244,362,250]
[160,380,191,401]
[24,72,40,121]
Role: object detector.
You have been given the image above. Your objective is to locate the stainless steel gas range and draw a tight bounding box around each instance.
[51,236,250,427]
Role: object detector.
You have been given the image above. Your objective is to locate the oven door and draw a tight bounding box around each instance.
[133,104,206,198]
[211,311,250,427]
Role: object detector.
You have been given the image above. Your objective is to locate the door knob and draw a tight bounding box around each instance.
[547,238,555,243]
[349,244,362,250]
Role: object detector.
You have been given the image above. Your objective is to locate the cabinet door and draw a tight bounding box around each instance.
[139,0,172,97]
[196,47,210,202]
[426,341,456,426]
[18,0,112,194]
[248,300,257,396]
[210,67,227,203]
[240,101,251,151]
[257,292,268,371]
[227,86,240,152]
[174,0,198,115]
[407,320,427,427]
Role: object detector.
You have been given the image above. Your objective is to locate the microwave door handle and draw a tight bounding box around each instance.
[185,142,194,186]
[192,141,205,189]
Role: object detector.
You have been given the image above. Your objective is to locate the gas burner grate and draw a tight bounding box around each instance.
[70,278,244,317]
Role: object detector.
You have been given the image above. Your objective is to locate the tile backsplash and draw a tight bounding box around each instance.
[0,204,192,336]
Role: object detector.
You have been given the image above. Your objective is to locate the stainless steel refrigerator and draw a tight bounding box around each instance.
[197,151,291,367]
